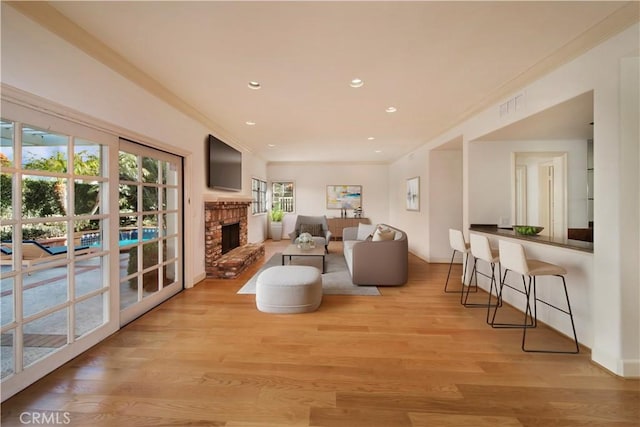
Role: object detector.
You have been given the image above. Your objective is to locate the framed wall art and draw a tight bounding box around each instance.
[326,185,362,209]
[406,177,420,211]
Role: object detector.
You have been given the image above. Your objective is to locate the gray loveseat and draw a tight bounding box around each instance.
[342,224,408,286]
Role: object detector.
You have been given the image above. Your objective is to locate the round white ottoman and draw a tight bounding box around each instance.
[256,265,322,314]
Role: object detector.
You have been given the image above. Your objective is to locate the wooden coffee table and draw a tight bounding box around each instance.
[281,244,326,273]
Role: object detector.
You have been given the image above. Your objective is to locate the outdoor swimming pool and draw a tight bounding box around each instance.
[118,239,142,247]
[81,228,158,248]
[84,238,155,249]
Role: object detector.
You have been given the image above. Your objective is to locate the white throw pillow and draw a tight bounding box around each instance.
[372,226,396,242]
[357,223,377,240]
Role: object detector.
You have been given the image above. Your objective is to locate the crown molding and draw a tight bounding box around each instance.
[1,83,192,157]
[6,1,251,156]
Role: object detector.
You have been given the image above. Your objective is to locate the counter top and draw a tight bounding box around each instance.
[469,225,593,253]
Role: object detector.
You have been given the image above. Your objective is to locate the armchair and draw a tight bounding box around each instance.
[289,215,332,253]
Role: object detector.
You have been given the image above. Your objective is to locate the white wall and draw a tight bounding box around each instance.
[267,162,389,237]
[244,156,268,245]
[387,145,430,259]
[619,56,640,371]
[1,5,268,286]
[429,150,463,263]
[389,23,640,376]
[468,139,588,228]
[388,139,463,263]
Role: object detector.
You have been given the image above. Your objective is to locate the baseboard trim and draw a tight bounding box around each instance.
[192,272,207,286]
[619,359,640,378]
[592,348,640,378]
[428,257,459,264]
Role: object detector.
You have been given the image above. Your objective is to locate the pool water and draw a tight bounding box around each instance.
[87,238,154,248]
[82,229,158,248]
[119,239,143,247]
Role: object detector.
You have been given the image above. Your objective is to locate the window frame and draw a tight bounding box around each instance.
[0,115,114,396]
[271,181,295,213]
[251,177,267,215]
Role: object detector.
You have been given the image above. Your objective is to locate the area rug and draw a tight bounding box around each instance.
[237,252,380,296]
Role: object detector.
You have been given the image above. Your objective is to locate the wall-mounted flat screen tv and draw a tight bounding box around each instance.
[208,134,242,192]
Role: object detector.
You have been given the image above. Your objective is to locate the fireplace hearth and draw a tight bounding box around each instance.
[204,200,264,278]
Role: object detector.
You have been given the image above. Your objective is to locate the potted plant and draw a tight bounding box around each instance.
[269,205,285,241]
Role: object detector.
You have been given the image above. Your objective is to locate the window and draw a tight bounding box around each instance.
[272,181,294,212]
[252,178,267,214]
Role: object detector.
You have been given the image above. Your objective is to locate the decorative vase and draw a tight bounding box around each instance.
[270,221,283,241]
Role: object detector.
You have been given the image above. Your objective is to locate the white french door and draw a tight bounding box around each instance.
[118,139,183,325]
[1,101,117,401]
[1,96,184,401]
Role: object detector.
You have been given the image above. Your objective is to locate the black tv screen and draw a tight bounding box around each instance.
[208,134,242,191]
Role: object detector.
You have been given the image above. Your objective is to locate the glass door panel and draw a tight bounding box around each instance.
[1,114,112,400]
[118,139,182,325]
[23,309,68,369]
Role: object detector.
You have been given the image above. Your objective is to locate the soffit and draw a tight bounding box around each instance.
[476,91,595,141]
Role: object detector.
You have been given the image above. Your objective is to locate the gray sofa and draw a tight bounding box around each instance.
[342,224,408,286]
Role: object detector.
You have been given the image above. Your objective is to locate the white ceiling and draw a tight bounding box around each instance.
[27,1,636,162]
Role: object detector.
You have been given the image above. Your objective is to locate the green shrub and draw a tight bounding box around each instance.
[128,242,172,291]
[269,208,284,222]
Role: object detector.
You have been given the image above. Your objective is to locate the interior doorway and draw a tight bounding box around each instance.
[538,163,554,237]
[514,152,567,239]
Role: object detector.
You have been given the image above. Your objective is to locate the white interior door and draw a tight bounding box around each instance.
[538,163,554,237]
[515,165,527,225]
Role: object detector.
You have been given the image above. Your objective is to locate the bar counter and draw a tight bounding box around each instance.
[469,224,593,253]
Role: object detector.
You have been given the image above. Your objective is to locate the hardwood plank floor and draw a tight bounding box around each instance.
[2,240,638,426]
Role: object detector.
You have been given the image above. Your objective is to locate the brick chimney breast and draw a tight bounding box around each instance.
[204,201,263,278]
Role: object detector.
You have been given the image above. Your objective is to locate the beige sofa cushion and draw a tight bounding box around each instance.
[373,226,396,241]
[357,223,377,240]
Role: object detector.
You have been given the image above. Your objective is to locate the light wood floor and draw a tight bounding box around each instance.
[2,240,638,426]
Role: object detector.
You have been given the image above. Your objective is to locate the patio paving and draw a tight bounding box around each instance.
[1,252,138,378]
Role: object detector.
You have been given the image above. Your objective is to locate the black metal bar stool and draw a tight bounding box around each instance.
[464,234,501,320]
[497,240,579,354]
[444,229,474,294]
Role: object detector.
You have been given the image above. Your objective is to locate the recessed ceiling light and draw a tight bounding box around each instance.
[385,106,397,113]
[248,81,261,90]
[375,150,382,153]
[245,121,256,126]
[367,136,375,140]
[350,78,364,88]
[267,144,276,148]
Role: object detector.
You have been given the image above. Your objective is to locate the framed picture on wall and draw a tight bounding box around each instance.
[406,177,420,211]
[326,185,362,209]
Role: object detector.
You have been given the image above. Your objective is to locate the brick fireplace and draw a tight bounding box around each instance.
[204,200,264,278]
